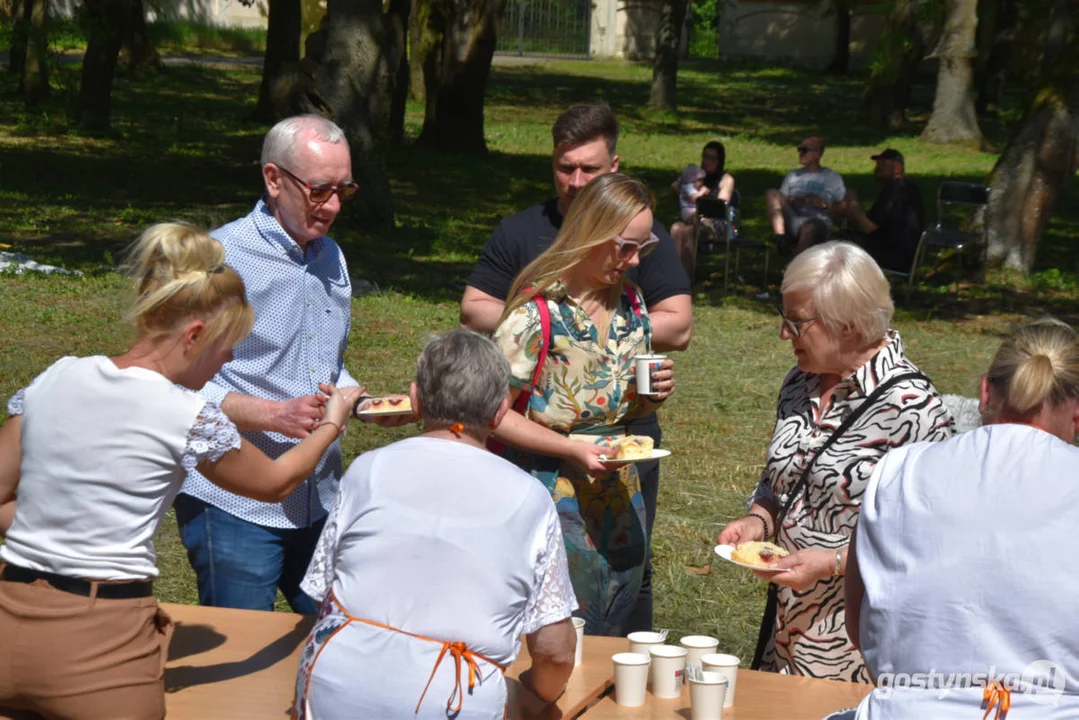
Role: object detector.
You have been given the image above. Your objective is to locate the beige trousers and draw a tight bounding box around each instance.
[0,565,173,720]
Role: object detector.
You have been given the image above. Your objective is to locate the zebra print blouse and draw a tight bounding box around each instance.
[751,330,955,682]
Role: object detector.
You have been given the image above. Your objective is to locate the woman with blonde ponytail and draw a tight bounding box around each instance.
[0,222,361,720]
[847,318,1079,719]
[491,173,677,636]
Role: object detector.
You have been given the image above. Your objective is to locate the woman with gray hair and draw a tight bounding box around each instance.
[292,329,578,719]
[718,241,953,683]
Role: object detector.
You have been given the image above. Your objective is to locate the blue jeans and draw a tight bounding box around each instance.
[174,494,325,614]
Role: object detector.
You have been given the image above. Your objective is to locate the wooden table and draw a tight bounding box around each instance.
[578,668,871,719]
[161,603,618,719]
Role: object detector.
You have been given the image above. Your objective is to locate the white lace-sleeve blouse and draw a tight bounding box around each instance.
[2,356,241,580]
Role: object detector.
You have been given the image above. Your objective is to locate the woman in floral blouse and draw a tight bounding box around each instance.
[719,241,954,682]
[492,173,675,636]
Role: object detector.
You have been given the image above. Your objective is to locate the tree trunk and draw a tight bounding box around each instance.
[1041,0,1071,75]
[273,0,402,224]
[985,14,1079,274]
[119,0,162,70]
[826,0,851,75]
[922,0,983,145]
[859,0,927,130]
[416,0,502,154]
[408,0,427,103]
[387,0,409,145]
[78,0,131,131]
[10,0,27,79]
[22,0,48,104]
[975,0,1015,115]
[254,0,302,122]
[649,0,691,110]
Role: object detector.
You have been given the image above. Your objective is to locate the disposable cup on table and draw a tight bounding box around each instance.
[680,635,719,669]
[572,618,585,666]
[649,644,688,699]
[612,653,650,708]
[701,653,740,707]
[688,671,728,720]
[627,630,666,657]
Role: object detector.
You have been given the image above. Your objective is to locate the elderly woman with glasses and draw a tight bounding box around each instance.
[490,172,676,637]
[294,329,578,719]
[718,241,953,682]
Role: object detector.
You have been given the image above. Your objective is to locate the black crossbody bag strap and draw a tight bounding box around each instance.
[750,371,929,670]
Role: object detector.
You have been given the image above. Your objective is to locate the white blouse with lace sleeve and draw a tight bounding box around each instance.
[7,389,26,416]
[181,401,243,472]
[300,489,343,603]
[521,507,579,635]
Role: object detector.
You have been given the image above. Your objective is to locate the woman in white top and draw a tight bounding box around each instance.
[294,329,578,720]
[0,223,360,720]
[847,318,1079,719]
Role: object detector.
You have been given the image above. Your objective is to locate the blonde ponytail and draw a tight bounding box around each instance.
[125,222,254,353]
[986,318,1079,416]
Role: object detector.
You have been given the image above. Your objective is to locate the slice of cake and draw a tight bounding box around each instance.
[731,541,789,568]
[611,435,654,460]
[367,396,413,413]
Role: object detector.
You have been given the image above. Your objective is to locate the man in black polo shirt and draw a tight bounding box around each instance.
[461,102,693,633]
[841,149,925,273]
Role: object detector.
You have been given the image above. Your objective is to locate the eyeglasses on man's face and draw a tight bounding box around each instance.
[779,308,818,338]
[612,232,660,259]
[277,165,359,205]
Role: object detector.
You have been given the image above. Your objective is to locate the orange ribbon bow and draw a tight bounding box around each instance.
[982,680,1010,720]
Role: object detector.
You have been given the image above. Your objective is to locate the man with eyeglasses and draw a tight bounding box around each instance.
[460,102,692,634]
[175,114,373,614]
[765,136,846,253]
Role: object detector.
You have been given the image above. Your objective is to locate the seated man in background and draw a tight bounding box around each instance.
[840,149,925,274]
[765,136,846,253]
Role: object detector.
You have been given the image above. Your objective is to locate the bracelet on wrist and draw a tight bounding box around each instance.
[748,512,771,540]
[832,548,843,578]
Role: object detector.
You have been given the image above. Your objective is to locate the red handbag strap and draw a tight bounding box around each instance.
[513,291,551,416]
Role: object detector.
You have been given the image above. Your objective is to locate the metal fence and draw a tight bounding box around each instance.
[496,0,592,59]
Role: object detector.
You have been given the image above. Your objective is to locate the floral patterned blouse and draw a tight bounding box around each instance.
[750,330,955,682]
[493,281,650,432]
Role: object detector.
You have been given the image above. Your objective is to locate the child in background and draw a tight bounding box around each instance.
[677,164,709,224]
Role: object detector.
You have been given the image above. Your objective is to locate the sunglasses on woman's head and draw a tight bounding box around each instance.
[278,166,360,204]
[612,232,660,258]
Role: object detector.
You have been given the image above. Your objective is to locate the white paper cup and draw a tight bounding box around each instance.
[689,671,729,720]
[612,652,650,707]
[633,354,666,395]
[701,653,740,707]
[572,617,585,666]
[627,630,666,657]
[649,644,688,699]
[680,635,720,669]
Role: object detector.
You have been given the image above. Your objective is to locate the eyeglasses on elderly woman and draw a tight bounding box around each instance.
[778,306,818,338]
[612,232,659,259]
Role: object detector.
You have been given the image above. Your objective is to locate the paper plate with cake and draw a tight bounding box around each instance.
[714,542,791,573]
[355,396,414,417]
[597,435,672,466]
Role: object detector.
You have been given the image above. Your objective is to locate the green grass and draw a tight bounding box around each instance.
[3,57,1079,655]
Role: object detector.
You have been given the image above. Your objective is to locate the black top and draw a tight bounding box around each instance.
[467,198,691,438]
[866,177,925,273]
[467,198,692,305]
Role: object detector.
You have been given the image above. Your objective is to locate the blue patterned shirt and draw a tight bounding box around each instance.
[180,200,360,529]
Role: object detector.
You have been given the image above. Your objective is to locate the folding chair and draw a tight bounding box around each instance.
[909,182,990,289]
[696,192,769,292]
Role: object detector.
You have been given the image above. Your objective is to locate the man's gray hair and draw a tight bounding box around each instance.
[415,329,511,431]
[261,114,346,169]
